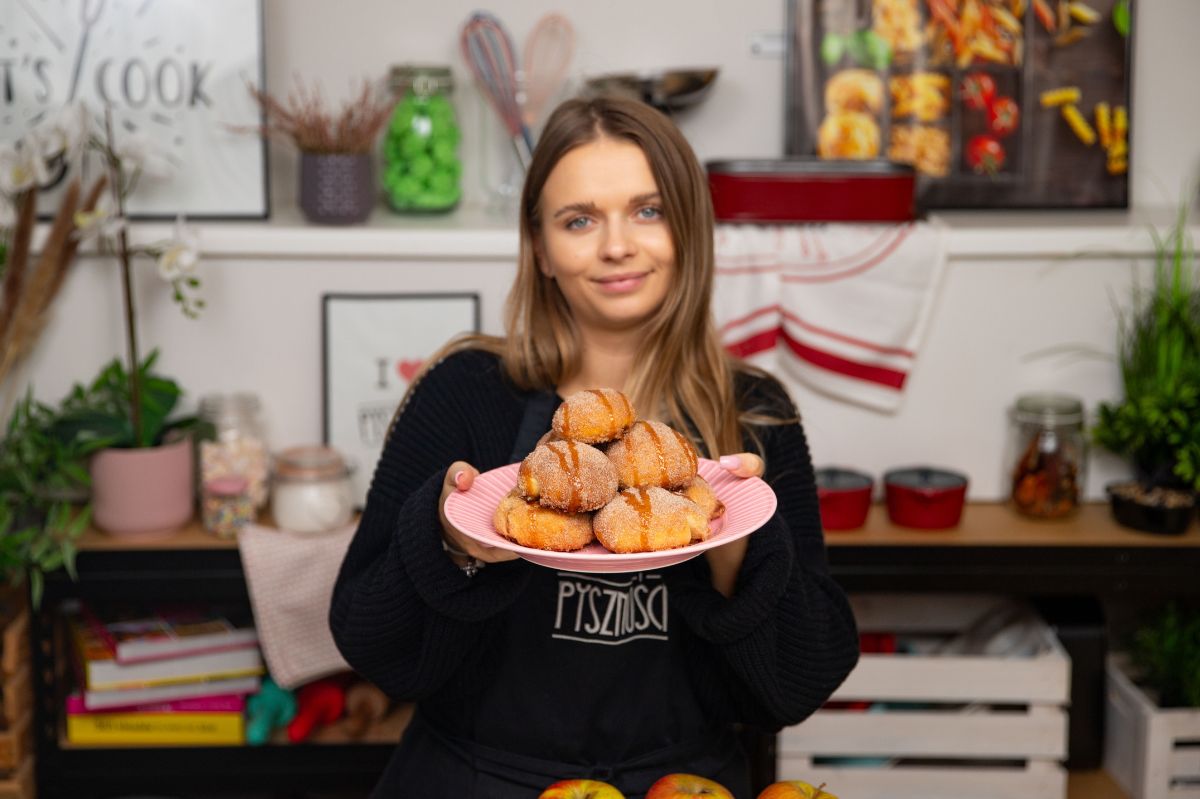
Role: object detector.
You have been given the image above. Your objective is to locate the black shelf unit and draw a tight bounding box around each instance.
[30,521,1200,796]
[30,545,394,798]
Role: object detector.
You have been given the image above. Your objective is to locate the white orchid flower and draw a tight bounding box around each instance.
[0,143,39,194]
[31,103,91,164]
[157,216,201,281]
[112,131,174,179]
[73,191,125,244]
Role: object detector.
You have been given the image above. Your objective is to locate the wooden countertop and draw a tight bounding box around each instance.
[73,502,1198,552]
[825,502,1200,547]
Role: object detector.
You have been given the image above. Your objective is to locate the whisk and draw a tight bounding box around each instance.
[522,13,575,131]
[460,11,533,170]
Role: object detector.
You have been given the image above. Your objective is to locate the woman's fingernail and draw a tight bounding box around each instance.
[720,455,740,469]
[453,470,465,488]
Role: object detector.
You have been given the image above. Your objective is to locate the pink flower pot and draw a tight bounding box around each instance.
[90,437,195,538]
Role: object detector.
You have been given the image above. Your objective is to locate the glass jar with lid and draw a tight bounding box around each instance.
[197,393,270,510]
[383,64,462,213]
[272,445,356,535]
[201,475,256,539]
[1007,393,1087,519]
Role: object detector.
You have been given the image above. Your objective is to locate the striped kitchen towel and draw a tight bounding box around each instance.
[714,221,948,412]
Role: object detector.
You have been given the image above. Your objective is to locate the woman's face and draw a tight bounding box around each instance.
[537,137,675,337]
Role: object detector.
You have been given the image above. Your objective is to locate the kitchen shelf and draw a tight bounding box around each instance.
[30,504,1197,795]
[826,502,1200,596]
[31,201,1200,262]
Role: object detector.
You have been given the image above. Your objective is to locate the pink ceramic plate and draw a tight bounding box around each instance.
[443,458,778,573]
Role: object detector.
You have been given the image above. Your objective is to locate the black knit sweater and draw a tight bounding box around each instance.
[329,350,858,772]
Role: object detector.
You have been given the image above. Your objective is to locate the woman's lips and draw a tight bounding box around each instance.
[593,271,649,294]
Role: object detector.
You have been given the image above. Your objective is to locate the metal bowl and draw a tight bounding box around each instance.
[584,68,719,112]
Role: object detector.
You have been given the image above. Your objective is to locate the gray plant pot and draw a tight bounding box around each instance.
[299,152,375,225]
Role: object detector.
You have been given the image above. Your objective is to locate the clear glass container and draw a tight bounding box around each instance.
[271,445,355,535]
[201,475,256,539]
[1007,393,1087,519]
[197,393,270,509]
[383,64,462,213]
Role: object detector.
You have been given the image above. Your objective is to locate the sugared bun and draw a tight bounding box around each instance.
[605,420,699,490]
[493,490,595,551]
[552,388,636,444]
[676,475,725,525]
[593,486,708,553]
[518,439,619,513]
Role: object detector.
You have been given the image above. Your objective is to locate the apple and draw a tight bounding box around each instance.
[645,773,734,799]
[539,779,626,799]
[756,780,838,799]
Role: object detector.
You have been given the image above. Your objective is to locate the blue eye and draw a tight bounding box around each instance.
[565,217,589,230]
[637,206,663,220]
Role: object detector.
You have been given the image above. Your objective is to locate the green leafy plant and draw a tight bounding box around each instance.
[1093,200,1200,492]
[54,349,199,450]
[0,390,104,606]
[1131,602,1200,708]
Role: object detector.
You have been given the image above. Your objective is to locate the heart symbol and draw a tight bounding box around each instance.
[396,359,423,383]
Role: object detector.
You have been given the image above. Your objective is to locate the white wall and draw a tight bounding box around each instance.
[12,0,1200,503]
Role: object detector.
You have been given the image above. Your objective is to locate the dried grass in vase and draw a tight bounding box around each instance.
[247,77,393,155]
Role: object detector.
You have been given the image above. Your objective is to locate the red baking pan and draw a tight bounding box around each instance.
[706,158,916,223]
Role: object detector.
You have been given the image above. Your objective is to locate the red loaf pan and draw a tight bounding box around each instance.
[884,467,969,529]
[816,468,874,531]
[706,158,916,223]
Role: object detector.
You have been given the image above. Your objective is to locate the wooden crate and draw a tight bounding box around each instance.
[778,594,1071,799]
[0,756,34,799]
[0,711,31,772]
[1105,655,1200,799]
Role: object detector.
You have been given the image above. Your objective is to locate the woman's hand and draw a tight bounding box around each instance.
[705,453,765,597]
[718,453,765,479]
[438,461,519,566]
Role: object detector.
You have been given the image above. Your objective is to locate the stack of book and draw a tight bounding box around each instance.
[64,601,264,746]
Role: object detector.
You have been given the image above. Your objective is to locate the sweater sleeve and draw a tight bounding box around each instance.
[667,376,859,730]
[328,352,532,702]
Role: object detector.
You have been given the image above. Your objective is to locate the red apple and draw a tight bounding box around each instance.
[757,780,838,799]
[539,779,626,799]
[645,773,734,799]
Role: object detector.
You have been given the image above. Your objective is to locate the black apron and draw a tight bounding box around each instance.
[372,390,751,799]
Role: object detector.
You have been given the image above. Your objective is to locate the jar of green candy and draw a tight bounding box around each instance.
[384,65,462,213]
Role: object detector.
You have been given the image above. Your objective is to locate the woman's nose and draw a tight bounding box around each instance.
[600,220,637,261]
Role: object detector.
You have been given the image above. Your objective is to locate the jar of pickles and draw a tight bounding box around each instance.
[1007,393,1087,519]
[383,65,462,213]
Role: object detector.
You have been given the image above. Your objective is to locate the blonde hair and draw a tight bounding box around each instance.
[409,96,788,457]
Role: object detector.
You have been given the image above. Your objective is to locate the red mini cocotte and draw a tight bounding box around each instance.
[884,467,969,529]
[816,468,874,531]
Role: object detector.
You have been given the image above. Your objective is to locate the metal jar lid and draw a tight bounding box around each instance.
[274,445,352,483]
[389,64,455,96]
[1012,393,1084,426]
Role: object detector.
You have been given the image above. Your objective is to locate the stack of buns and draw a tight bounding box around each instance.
[492,389,725,553]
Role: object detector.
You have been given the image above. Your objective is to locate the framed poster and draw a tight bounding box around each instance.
[786,0,1133,209]
[0,0,269,219]
[322,293,481,509]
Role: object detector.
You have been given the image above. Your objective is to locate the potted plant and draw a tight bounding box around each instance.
[42,106,206,538]
[0,390,105,608]
[1105,603,1200,798]
[1093,199,1200,534]
[1130,602,1200,709]
[246,77,392,225]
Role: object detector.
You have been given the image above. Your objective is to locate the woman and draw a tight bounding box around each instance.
[330,96,859,798]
